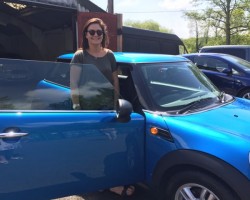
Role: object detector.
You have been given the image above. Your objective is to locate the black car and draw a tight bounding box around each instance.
[183,53,250,99]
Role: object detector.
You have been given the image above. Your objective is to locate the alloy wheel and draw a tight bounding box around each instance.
[175,183,220,200]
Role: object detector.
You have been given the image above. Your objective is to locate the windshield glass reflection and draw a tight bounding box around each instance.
[139,62,221,111]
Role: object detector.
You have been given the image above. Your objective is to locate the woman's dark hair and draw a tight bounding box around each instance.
[82,18,109,49]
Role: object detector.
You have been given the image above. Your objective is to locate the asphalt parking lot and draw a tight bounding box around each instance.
[56,184,155,200]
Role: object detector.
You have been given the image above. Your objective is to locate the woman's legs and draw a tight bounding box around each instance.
[109,185,135,196]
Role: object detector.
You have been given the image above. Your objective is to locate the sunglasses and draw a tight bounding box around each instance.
[86,29,103,36]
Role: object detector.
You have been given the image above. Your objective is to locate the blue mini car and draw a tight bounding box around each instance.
[0,52,250,200]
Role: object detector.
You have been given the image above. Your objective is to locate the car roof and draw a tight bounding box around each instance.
[57,52,189,64]
[201,45,250,49]
[182,52,232,57]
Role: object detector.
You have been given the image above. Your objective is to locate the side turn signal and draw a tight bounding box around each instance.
[150,127,158,135]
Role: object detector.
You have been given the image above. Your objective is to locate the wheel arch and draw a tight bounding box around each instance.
[236,87,250,98]
[151,150,250,200]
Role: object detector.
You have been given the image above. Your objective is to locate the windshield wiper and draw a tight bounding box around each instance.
[177,97,214,114]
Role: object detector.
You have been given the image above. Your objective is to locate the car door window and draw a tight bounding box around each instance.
[0,58,53,110]
[194,57,229,72]
[0,59,117,110]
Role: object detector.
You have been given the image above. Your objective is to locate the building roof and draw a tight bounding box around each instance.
[18,0,105,11]
[0,0,105,32]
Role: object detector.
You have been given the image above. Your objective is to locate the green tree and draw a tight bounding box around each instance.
[184,33,250,53]
[184,11,208,51]
[187,0,250,44]
[124,19,173,33]
[183,38,198,53]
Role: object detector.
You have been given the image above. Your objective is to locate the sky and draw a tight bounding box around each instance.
[90,0,196,39]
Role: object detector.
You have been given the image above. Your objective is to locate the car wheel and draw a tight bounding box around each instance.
[239,89,250,99]
[162,170,238,200]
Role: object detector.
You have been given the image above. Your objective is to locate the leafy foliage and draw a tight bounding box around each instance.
[124,19,173,33]
[184,0,250,49]
[122,9,250,54]
[184,33,250,53]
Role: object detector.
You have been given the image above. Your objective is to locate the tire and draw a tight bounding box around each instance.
[238,89,250,99]
[162,170,238,200]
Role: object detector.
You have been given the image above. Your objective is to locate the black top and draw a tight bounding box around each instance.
[71,49,117,84]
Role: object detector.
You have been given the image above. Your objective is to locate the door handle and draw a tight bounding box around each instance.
[0,132,28,139]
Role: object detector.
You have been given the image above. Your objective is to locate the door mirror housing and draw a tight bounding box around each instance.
[116,99,132,122]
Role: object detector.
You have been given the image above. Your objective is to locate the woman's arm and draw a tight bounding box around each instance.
[70,65,82,109]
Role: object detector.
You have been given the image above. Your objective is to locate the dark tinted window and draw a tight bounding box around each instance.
[194,57,229,72]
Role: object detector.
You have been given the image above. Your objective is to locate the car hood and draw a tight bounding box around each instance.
[163,98,250,141]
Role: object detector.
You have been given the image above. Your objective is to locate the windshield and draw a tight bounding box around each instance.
[139,61,223,112]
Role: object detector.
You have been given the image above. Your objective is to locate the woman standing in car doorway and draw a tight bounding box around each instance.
[70,18,135,197]
[70,17,119,110]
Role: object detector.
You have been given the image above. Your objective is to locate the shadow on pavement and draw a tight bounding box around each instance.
[81,185,156,200]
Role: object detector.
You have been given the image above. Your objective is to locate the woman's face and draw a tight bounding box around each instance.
[86,23,103,46]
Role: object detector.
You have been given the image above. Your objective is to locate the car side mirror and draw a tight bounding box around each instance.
[116,99,132,123]
[217,67,232,74]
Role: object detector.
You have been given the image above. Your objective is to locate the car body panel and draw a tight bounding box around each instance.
[0,111,144,199]
[163,98,250,177]
[144,111,177,182]
[143,97,250,184]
